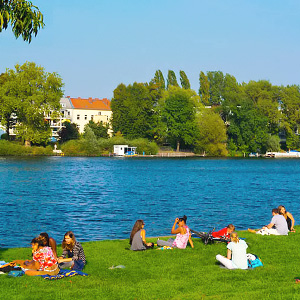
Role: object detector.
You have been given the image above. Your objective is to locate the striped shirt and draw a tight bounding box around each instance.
[62,241,86,264]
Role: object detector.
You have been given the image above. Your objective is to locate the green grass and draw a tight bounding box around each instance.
[1,229,300,300]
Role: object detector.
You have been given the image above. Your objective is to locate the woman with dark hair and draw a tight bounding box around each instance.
[58,231,86,271]
[157,215,194,249]
[39,232,58,259]
[278,205,295,232]
[130,220,154,251]
[12,236,59,276]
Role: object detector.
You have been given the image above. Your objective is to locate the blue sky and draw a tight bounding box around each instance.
[1,0,300,99]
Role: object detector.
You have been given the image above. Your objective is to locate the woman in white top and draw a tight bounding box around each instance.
[216,232,248,269]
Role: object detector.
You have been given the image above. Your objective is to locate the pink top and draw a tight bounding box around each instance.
[172,225,190,249]
[33,246,57,271]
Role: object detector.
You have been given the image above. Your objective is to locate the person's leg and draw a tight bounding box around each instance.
[72,260,85,271]
[157,239,174,247]
[59,261,74,269]
[265,228,280,235]
[216,254,236,269]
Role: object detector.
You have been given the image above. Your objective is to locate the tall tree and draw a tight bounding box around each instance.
[161,86,200,151]
[151,70,165,90]
[207,71,225,105]
[179,70,190,89]
[195,109,227,156]
[0,0,44,43]
[167,70,179,89]
[111,82,157,139]
[199,71,210,106]
[1,62,63,146]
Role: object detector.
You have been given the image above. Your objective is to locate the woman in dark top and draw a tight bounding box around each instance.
[130,220,153,251]
[58,231,86,270]
[278,205,295,232]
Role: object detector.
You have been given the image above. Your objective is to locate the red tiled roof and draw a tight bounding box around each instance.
[70,97,111,110]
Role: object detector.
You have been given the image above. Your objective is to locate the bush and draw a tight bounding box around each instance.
[61,139,86,156]
[0,140,31,155]
[130,138,159,155]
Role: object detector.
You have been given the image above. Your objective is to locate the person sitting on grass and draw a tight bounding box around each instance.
[39,232,58,259]
[278,205,295,232]
[216,232,248,269]
[12,236,59,276]
[58,231,86,271]
[130,219,154,251]
[212,224,235,240]
[157,215,194,249]
[248,208,288,235]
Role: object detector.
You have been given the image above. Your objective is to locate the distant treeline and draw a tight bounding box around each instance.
[110,70,300,156]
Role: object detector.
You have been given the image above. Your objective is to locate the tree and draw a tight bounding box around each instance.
[0,72,17,138]
[1,62,64,145]
[227,99,269,153]
[0,0,44,43]
[111,82,157,139]
[179,70,190,89]
[161,86,200,151]
[151,70,165,90]
[59,121,80,143]
[167,70,179,89]
[84,120,109,139]
[199,71,210,106]
[207,71,225,105]
[194,109,227,156]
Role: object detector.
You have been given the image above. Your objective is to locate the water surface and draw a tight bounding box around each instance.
[1,157,299,248]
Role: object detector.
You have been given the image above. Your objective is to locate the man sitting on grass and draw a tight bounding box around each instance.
[248,208,288,235]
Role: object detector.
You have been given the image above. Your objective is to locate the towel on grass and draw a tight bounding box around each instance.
[41,269,88,280]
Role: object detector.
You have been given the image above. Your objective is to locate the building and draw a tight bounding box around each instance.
[61,97,112,134]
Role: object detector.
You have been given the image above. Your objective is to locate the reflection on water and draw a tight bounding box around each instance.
[1,157,300,248]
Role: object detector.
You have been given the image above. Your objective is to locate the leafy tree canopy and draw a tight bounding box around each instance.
[0,62,63,145]
[0,0,44,43]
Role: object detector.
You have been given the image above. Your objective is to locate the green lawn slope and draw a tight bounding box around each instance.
[1,228,300,300]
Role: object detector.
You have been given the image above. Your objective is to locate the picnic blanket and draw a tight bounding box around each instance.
[41,269,88,280]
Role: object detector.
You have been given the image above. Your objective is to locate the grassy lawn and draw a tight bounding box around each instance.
[1,228,300,299]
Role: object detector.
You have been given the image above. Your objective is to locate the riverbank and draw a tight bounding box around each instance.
[1,229,300,299]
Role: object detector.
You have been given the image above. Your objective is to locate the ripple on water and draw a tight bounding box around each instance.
[1,157,300,247]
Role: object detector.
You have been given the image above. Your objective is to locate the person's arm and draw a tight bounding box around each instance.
[140,229,152,246]
[171,218,181,234]
[287,212,295,231]
[49,238,57,259]
[227,249,232,260]
[58,249,71,263]
[188,231,194,248]
[266,222,274,229]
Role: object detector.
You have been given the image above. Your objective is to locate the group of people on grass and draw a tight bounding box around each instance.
[130,205,295,270]
[11,231,86,276]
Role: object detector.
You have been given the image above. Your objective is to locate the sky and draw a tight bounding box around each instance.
[1,0,300,99]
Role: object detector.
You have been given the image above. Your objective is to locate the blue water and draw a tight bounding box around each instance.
[1,157,300,248]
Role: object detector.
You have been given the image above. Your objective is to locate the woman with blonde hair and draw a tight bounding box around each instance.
[130,220,154,251]
[216,232,248,269]
[58,231,86,271]
[278,205,295,232]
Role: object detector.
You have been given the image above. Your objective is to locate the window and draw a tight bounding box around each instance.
[68,111,70,116]
[77,114,80,120]
[61,103,66,108]
[91,115,94,120]
[85,115,87,120]
[98,112,101,115]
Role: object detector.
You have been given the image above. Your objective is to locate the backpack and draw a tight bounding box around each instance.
[247,253,263,269]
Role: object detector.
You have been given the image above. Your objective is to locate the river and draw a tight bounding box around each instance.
[1,156,299,248]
